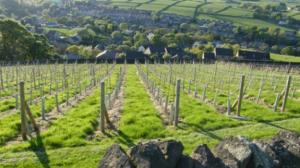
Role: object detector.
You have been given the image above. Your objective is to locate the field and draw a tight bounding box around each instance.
[95,0,299,30]
[0,61,300,167]
[271,53,300,63]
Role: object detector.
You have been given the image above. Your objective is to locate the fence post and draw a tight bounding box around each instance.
[274,93,280,112]
[174,80,180,126]
[256,79,265,103]
[194,82,198,97]
[19,82,27,140]
[15,94,19,109]
[237,75,245,116]
[100,81,105,132]
[202,83,208,101]
[41,96,46,120]
[55,93,60,113]
[164,96,169,113]
[227,96,231,115]
[281,75,292,112]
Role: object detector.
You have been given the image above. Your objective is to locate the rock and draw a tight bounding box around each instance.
[268,131,300,167]
[176,155,194,168]
[249,141,278,168]
[192,144,226,168]
[214,137,252,168]
[98,144,133,168]
[129,141,169,168]
[157,140,184,168]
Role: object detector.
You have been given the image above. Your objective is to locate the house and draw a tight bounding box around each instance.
[96,50,146,63]
[278,20,288,25]
[96,50,117,61]
[46,30,61,41]
[138,46,146,52]
[124,50,147,63]
[63,53,83,60]
[202,52,216,62]
[237,50,270,61]
[45,22,60,28]
[147,33,155,41]
[214,48,234,60]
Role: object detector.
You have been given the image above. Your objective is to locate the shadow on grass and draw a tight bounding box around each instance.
[29,133,50,168]
[105,126,135,147]
[179,122,223,141]
[261,121,295,132]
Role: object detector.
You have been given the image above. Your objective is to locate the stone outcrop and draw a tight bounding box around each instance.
[98,131,300,168]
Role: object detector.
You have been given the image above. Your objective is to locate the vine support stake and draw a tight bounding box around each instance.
[237,75,245,117]
[281,75,292,112]
[174,79,180,126]
[20,81,27,141]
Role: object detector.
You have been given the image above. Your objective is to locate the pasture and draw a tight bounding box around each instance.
[0,61,300,167]
[95,0,298,30]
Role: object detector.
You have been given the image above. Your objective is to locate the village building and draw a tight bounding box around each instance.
[237,50,270,61]
[214,48,234,60]
[202,52,216,63]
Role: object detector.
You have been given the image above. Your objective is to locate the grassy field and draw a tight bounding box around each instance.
[271,53,300,63]
[0,63,300,167]
[94,0,298,30]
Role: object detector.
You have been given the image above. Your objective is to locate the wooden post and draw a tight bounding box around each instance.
[174,80,180,126]
[55,93,60,113]
[274,93,280,112]
[237,75,245,116]
[25,102,39,133]
[202,83,208,101]
[256,79,265,103]
[41,96,46,120]
[100,81,105,132]
[164,96,169,113]
[227,96,231,115]
[169,103,174,125]
[281,75,292,112]
[19,82,27,140]
[194,81,198,97]
[15,94,19,109]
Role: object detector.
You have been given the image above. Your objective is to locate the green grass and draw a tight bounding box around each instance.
[118,66,166,139]
[1,64,300,167]
[271,53,300,63]
[45,27,82,37]
[92,0,297,30]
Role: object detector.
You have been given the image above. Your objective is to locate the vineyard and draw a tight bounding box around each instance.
[0,61,300,167]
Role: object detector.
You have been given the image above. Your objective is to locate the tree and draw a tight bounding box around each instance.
[111,31,123,41]
[281,46,295,55]
[0,19,53,61]
[163,52,171,62]
[271,45,280,53]
[119,23,128,31]
[117,52,126,59]
[180,23,190,32]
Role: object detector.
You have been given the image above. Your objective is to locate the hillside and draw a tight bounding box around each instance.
[90,0,300,30]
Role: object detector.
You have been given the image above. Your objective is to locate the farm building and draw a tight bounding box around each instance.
[214,48,234,60]
[237,50,270,61]
[202,52,216,63]
[96,50,146,63]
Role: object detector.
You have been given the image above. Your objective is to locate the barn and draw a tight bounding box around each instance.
[214,47,234,60]
[237,50,270,61]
